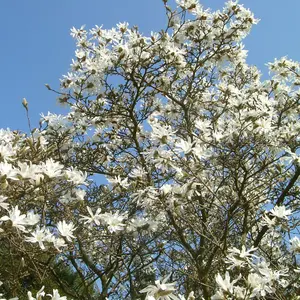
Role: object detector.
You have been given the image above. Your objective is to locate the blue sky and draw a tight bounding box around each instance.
[1,0,300,132]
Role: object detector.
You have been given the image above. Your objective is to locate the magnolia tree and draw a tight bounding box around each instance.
[0,0,300,299]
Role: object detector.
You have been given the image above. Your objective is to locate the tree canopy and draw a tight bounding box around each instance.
[0,0,300,299]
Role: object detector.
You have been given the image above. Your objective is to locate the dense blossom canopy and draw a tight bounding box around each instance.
[0,0,300,299]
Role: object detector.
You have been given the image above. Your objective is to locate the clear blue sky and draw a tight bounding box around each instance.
[1,0,300,132]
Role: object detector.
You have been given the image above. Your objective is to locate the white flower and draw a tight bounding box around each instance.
[27,286,45,300]
[0,206,28,232]
[108,175,129,188]
[211,290,225,300]
[225,246,257,269]
[26,211,40,225]
[290,236,300,252]
[80,206,102,226]
[215,272,241,294]
[192,144,208,160]
[255,117,273,134]
[150,120,175,143]
[47,289,67,300]
[261,214,277,227]
[42,158,63,178]
[257,262,288,282]
[269,205,292,220]
[246,273,272,297]
[231,245,257,259]
[175,137,194,154]
[65,167,87,185]
[59,192,74,204]
[160,184,173,195]
[75,49,86,60]
[147,219,159,232]
[0,143,16,161]
[57,220,76,242]
[102,212,126,233]
[294,267,300,273]
[17,162,40,180]
[129,167,147,178]
[140,274,179,300]
[70,25,86,39]
[53,237,67,251]
[25,226,52,250]
[247,273,262,289]
[0,162,18,180]
[0,195,9,210]
[176,0,198,10]
[74,188,86,200]
[127,217,149,232]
